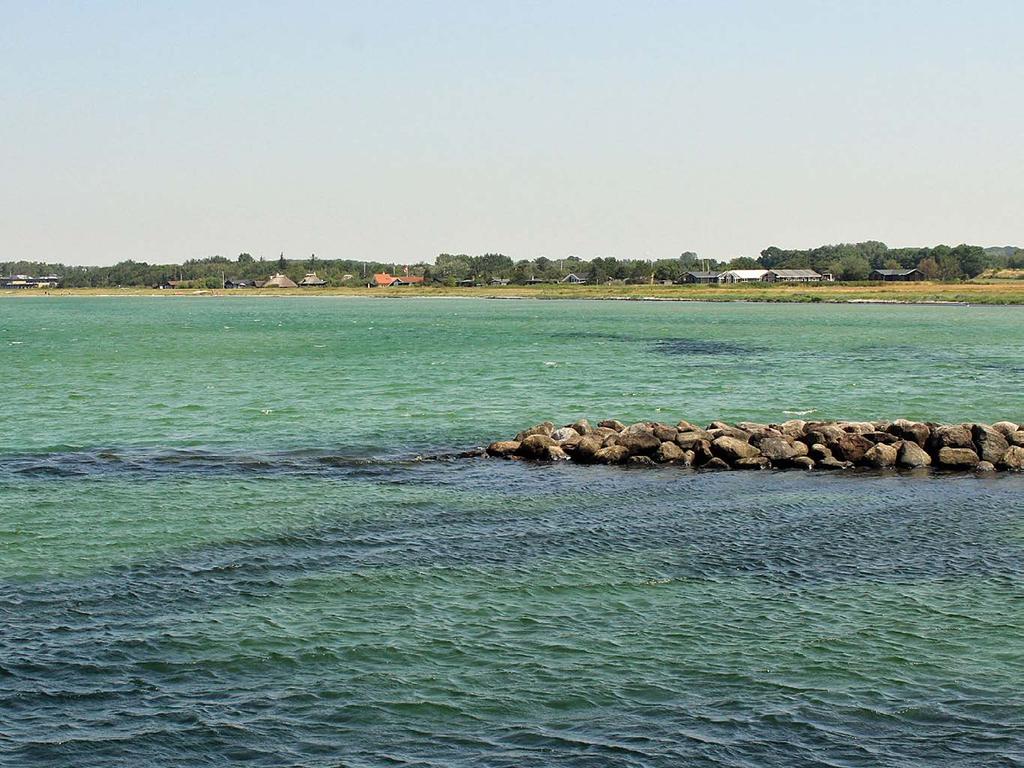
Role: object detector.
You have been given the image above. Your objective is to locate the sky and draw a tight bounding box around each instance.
[2,0,1022,266]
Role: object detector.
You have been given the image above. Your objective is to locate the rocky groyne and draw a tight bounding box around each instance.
[486,418,1024,472]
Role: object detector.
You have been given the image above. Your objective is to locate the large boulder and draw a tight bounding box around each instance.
[486,440,521,458]
[862,443,898,468]
[652,423,678,442]
[550,427,580,442]
[928,424,974,453]
[570,419,592,435]
[699,456,731,470]
[675,430,711,449]
[897,441,932,468]
[792,456,815,470]
[863,431,900,445]
[518,433,558,458]
[758,437,801,462]
[805,424,846,446]
[832,433,874,463]
[887,419,931,447]
[573,436,604,462]
[594,445,630,464]
[735,456,771,470]
[999,445,1024,471]
[654,441,689,464]
[991,421,1020,437]
[937,446,979,468]
[515,421,555,441]
[591,426,619,443]
[616,431,662,456]
[545,445,570,461]
[972,424,1009,465]
[1010,431,1024,447]
[779,419,807,439]
[598,419,626,432]
[808,443,833,462]
[707,425,752,441]
[622,422,655,435]
[711,436,760,462]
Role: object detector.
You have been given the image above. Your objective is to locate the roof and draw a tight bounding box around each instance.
[722,269,768,279]
[686,271,721,278]
[769,269,821,278]
[262,273,298,288]
[373,273,425,286]
[298,272,327,286]
[872,268,920,276]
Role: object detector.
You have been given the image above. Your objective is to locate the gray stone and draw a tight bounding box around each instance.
[545,445,570,461]
[999,445,1024,471]
[627,455,656,466]
[573,436,604,462]
[975,461,996,472]
[887,419,931,447]
[758,437,800,462]
[616,431,662,456]
[937,446,979,468]
[972,424,1009,465]
[897,441,932,468]
[517,433,557,458]
[675,430,712,449]
[514,421,555,441]
[550,427,580,442]
[991,421,1020,437]
[594,445,630,464]
[711,436,761,462]
[700,456,731,470]
[654,440,688,464]
[652,423,679,442]
[928,424,974,452]
[791,456,815,470]
[735,456,771,470]
[486,440,521,458]
[832,433,874,463]
[862,443,898,468]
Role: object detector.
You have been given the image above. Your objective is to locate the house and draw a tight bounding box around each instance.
[1,274,62,289]
[223,278,256,289]
[260,273,299,288]
[371,272,425,287]
[456,279,478,287]
[719,269,769,283]
[682,271,721,284]
[870,268,924,282]
[298,272,327,287]
[560,273,587,284]
[524,277,548,285]
[489,278,510,286]
[766,269,823,283]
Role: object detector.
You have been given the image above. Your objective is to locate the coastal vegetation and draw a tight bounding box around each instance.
[3,242,1022,290]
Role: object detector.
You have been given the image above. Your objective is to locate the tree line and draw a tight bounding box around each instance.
[3,243,1021,288]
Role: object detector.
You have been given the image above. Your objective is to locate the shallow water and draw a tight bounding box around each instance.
[1,297,1022,766]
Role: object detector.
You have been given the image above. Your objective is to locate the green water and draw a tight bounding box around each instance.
[1,297,1022,766]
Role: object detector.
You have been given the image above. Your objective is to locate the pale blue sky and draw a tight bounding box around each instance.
[2,1,1021,265]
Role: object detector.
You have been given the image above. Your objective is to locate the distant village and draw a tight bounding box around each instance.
[2,267,929,291]
[2,241,1015,290]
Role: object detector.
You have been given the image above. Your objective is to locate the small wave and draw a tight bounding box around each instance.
[783,409,817,416]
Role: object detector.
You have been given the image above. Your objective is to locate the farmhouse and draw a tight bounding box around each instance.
[298,272,327,287]
[560,273,587,284]
[766,269,823,283]
[371,272,425,287]
[870,268,925,282]
[719,269,769,283]
[682,271,722,284]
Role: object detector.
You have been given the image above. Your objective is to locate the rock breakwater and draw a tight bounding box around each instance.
[486,418,1024,472]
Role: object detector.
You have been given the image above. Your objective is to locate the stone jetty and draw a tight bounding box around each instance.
[486,418,1024,472]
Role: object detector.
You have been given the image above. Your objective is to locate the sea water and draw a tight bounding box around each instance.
[1,297,1022,766]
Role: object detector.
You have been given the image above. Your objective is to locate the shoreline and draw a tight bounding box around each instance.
[3,283,1023,305]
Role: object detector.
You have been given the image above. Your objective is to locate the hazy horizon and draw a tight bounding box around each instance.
[3,1,1022,267]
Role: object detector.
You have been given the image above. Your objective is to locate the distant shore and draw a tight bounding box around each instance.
[3,281,1024,305]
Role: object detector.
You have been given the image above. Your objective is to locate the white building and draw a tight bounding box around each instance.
[719,269,769,283]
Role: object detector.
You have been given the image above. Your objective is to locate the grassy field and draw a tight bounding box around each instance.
[5,281,1024,304]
